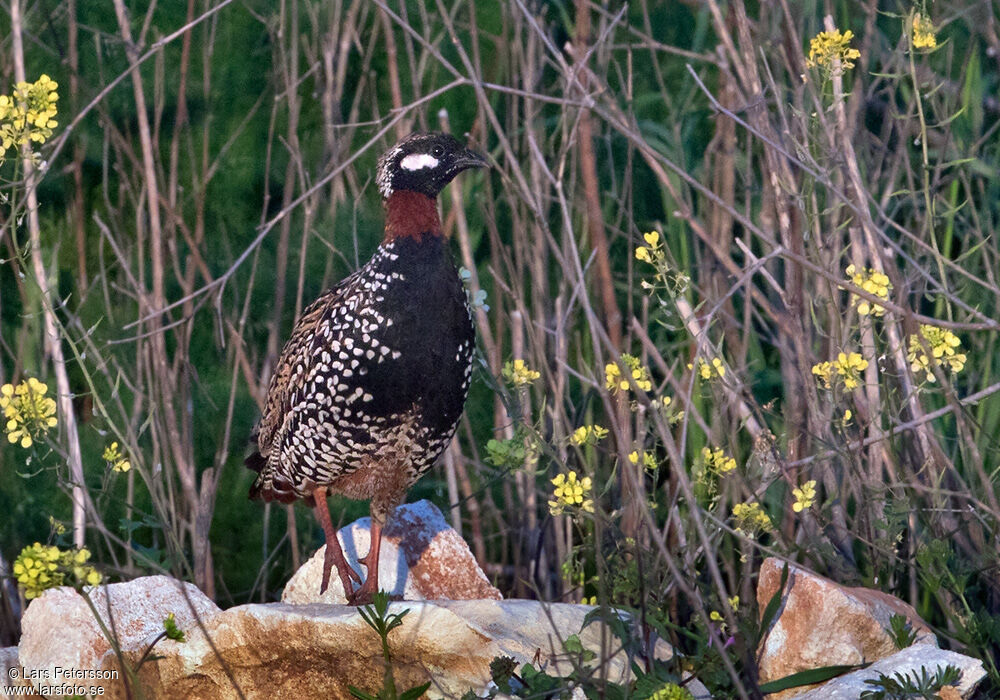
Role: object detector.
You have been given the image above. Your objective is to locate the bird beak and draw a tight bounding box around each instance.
[453,147,490,171]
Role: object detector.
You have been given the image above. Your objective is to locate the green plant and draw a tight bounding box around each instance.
[888,614,918,650]
[349,591,430,700]
[859,664,962,700]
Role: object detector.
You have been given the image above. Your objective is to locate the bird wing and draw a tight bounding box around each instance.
[255,270,362,457]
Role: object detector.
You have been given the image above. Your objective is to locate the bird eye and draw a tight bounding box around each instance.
[432,145,444,158]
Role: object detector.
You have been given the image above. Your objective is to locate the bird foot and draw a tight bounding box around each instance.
[319,542,362,596]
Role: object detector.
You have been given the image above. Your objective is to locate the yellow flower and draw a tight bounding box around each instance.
[605,354,652,394]
[0,75,59,159]
[728,595,740,611]
[570,424,607,446]
[548,471,594,516]
[911,12,937,50]
[811,361,833,388]
[732,501,774,536]
[844,409,853,422]
[13,542,101,599]
[813,352,868,391]
[502,358,541,387]
[635,231,664,265]
[103,441,132,473]
[907,325,965,382]
[689,357,726,381]
[703,446,737,474]
[806,28,861,72]
[846,264,892,317]
[648,683,694,700]
[627,449,658,471]
[0,377,57,448]
[792,480,817,513]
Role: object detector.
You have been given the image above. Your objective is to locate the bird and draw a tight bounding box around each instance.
[246,131,487,604]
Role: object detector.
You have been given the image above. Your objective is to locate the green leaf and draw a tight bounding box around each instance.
[348,686,378,700]
[758,664,867,693]
[758,562,789,639]
[398,682,431,700]
[162,612,186,643]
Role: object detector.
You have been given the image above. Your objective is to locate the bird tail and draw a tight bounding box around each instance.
[245,450,267,474]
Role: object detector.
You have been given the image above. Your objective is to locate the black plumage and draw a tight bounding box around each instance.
[247,132,487,603]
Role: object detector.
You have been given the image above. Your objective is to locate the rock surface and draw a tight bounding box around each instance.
[0,646,36,694]
[283,499,501,604]
[756,557,938,698]
[20,586,709,699]
[786,645,984,699]
[18,575,220,695]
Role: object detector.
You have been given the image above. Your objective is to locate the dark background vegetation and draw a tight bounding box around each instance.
[0,0,998,695]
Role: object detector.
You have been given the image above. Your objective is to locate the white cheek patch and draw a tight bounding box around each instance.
[400,153,440,171]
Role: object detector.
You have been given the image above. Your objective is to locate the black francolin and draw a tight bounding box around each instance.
[246,132,487,604]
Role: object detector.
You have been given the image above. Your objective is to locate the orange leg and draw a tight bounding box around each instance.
[312,486,361,596]
[348,518,382,605]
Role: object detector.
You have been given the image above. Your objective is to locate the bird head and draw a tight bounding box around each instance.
[376,132,488,199]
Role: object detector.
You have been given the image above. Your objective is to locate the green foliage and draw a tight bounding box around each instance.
[350,591,430,700]
[162,612,186,644]
[888,614,918,651]
[859,664,962,700]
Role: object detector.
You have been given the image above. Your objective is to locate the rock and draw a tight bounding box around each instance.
[17,570,711,699]
[786,646,985,699]
[0,647,16,684]
[283,499,501,604]
[138,599,710,699]
[1,646,39,696]
[757,558,935,698]
[18,575,220,695]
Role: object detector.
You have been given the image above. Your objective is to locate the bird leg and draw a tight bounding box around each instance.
[312,487,361,596]
[348,518,383,605]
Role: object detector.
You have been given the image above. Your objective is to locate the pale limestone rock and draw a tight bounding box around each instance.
[139,599,710,699]
[757,557,935,698]
[0,646,33,694]
[786,646,985,699]
[283,499,501,604]
[17,572,710,699]
[18,575,220,696]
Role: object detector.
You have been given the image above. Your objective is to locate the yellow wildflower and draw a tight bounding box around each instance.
[703,446,737,474]
[0,75,59,159]
[635,231,664,265]
[103,441,132,473]
[908,325,965,382]
[689,357,726,381]
[812,352,868,391]
[503,359,541,387]
[846,264,892,317]
[570,424,608,446]
[549,471,594,516]
[792,480,817,513]
[806,28,861,72]
[911,12,937,50]
[605,354,652,394]
[12,542,101,599]
[627,450,658,471]
[0,377,57,448]
[732,501,774,536]
[48,515,66,535]
[648,683,694,700]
